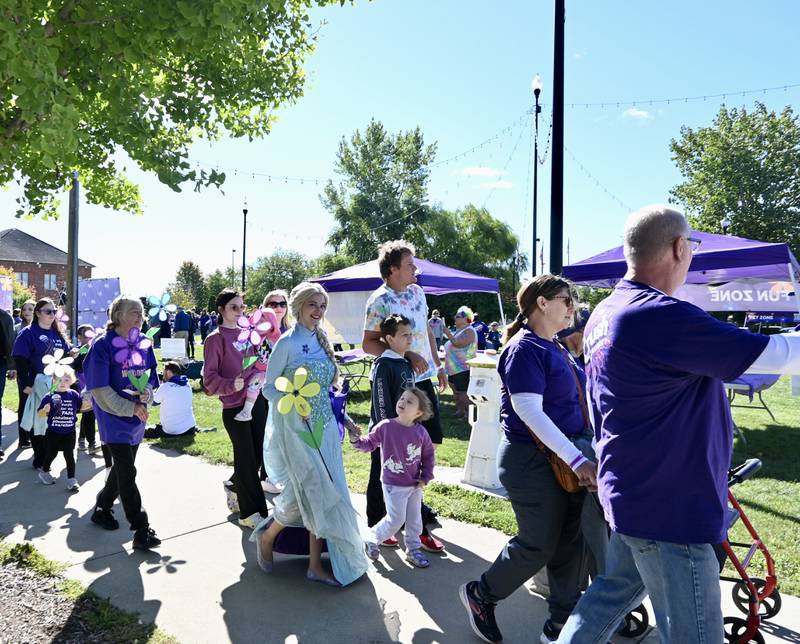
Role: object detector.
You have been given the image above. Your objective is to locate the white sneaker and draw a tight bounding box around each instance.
[224,484,240,513]
[66,478,79,491]
[38,471,56,485]
[238,513,261,529]
[234,409,253,422]
[261,478,281,494]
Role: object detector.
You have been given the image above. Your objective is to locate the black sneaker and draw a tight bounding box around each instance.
[91,507,120,530]
[18,441,31,449]
[540,619,562,644]
[132,527,161,550]
[459,581,503,643]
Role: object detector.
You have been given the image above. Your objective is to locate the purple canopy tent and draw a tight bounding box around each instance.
[314,258,500,295]
[311,258,504,344]
[563,232,800,313]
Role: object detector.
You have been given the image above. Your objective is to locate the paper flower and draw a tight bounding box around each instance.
[42,349,74,378]
[275,367,320,417]
[55,308,69,329]
[237,307,280,347]
[78,327,104,355]
[148,293,177,322]
[111,327,152,367]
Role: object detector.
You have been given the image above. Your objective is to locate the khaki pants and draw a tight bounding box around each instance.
[174,330,189,353]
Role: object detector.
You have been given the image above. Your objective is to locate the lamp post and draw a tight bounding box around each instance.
[550,0,565,274]
[231,249,236,286]
[720,215,732,235]
[531,74,543,277]
[241,202,248,291]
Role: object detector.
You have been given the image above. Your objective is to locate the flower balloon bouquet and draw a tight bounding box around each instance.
[234,307,280,421]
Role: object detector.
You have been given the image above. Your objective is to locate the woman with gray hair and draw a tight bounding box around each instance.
[83,295,161,550]
[251,282,368,587]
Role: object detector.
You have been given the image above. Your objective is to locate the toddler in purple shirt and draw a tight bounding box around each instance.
[349,387,435,568]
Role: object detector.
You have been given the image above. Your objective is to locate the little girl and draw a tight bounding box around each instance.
[349,387,436,568]
[234,307,280,422]
[37,367,85,491]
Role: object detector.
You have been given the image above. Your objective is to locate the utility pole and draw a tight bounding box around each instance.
[550,0,565,274]
[66,172,80,341]
[241,203,248,291]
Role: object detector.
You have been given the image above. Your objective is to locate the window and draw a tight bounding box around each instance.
[44,273,58,290]
[15,272,28,287]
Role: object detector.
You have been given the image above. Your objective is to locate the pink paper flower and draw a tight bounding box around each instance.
[237,307,280,347]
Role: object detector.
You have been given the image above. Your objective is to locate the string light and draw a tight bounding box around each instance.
[564,146,632,213]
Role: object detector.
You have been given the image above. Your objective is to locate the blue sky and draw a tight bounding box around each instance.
[4,0,800,296]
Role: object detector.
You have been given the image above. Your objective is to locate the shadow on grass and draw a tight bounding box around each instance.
[734,423,800,484]
[737,497,800,527]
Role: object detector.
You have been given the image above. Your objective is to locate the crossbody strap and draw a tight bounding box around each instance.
[555,341,590,429]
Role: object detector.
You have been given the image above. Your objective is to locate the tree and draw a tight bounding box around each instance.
[170,261,206,310]
[670,102,800,256]
[204,269,233,311]
[165,287,193,310]
[0,265,36,307]
[322,119,437,262]
[417,205,523,322]
[310,252,357,277]
[1,0,340,218]
[244,249,310,306]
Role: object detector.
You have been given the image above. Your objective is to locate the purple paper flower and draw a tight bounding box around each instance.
[111,327,152,366]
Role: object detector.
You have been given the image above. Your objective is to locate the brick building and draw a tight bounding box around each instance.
[0,228,93,300]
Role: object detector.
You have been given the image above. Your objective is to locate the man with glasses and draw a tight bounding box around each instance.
[556,205,800,643]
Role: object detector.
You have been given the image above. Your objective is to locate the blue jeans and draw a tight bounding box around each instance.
[556,531,723,644]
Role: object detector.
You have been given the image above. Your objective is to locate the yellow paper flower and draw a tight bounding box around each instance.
[275,367,320,418]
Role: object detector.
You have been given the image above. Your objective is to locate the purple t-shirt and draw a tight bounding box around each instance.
[353,418,435,487]
[83,329,159,445]
[498,327,586,443]
[583,280,769,544]
[38,389,83,434]
[12,323,71,376]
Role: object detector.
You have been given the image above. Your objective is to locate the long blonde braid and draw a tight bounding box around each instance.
[289,282,340,386]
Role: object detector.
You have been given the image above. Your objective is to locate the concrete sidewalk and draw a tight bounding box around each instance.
[2,407,799,644]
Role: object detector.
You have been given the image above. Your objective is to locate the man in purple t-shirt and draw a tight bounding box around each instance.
[557,205,796,643]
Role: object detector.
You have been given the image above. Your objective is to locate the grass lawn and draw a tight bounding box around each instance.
[3,341,799,595]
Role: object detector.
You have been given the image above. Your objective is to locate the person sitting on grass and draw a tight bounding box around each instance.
[349,387,435,568]
[144,361,197,438]
[37,367,86,491]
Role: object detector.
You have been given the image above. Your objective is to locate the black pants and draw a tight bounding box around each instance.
[43,431,76,478]
[101,443,113,468]
[79,410,96,445]
[96,443,149,531]
[143,424,196,439]
[187,333,195,359]
[222,395,268,519]
[17,381,30,445]
[31,434,47,469]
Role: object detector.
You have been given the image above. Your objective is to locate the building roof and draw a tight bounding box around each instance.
[0,228,95,268]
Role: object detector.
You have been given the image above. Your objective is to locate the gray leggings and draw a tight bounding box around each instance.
[479,438,585,624]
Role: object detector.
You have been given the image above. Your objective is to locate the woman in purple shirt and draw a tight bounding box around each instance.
[84,295,161,550]
[460,275,598,644]
[12,297,72,469]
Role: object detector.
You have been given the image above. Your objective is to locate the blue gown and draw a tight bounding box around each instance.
[251,324,368,586]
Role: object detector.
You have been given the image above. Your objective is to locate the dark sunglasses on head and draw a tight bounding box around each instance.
[266,301,288,308]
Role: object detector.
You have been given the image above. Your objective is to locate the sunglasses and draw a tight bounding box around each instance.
[266,301,288,309]
[41,309,57,315]
[550,295,574,307]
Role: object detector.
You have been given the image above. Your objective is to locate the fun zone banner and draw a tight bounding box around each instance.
[676,281,798,312]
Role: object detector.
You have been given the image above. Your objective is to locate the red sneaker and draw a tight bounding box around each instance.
[380,536,399,548]
[420,533,445,553]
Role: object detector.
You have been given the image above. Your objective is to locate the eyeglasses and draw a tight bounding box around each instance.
[685,236,702,252]
[550,295,574,307]
[266,301,287,309]
[41,309,57,315]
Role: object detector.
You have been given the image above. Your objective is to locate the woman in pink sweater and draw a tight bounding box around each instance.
[203,289,272,528]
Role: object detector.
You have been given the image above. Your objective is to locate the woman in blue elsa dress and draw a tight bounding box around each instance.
[251,282,368,587]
